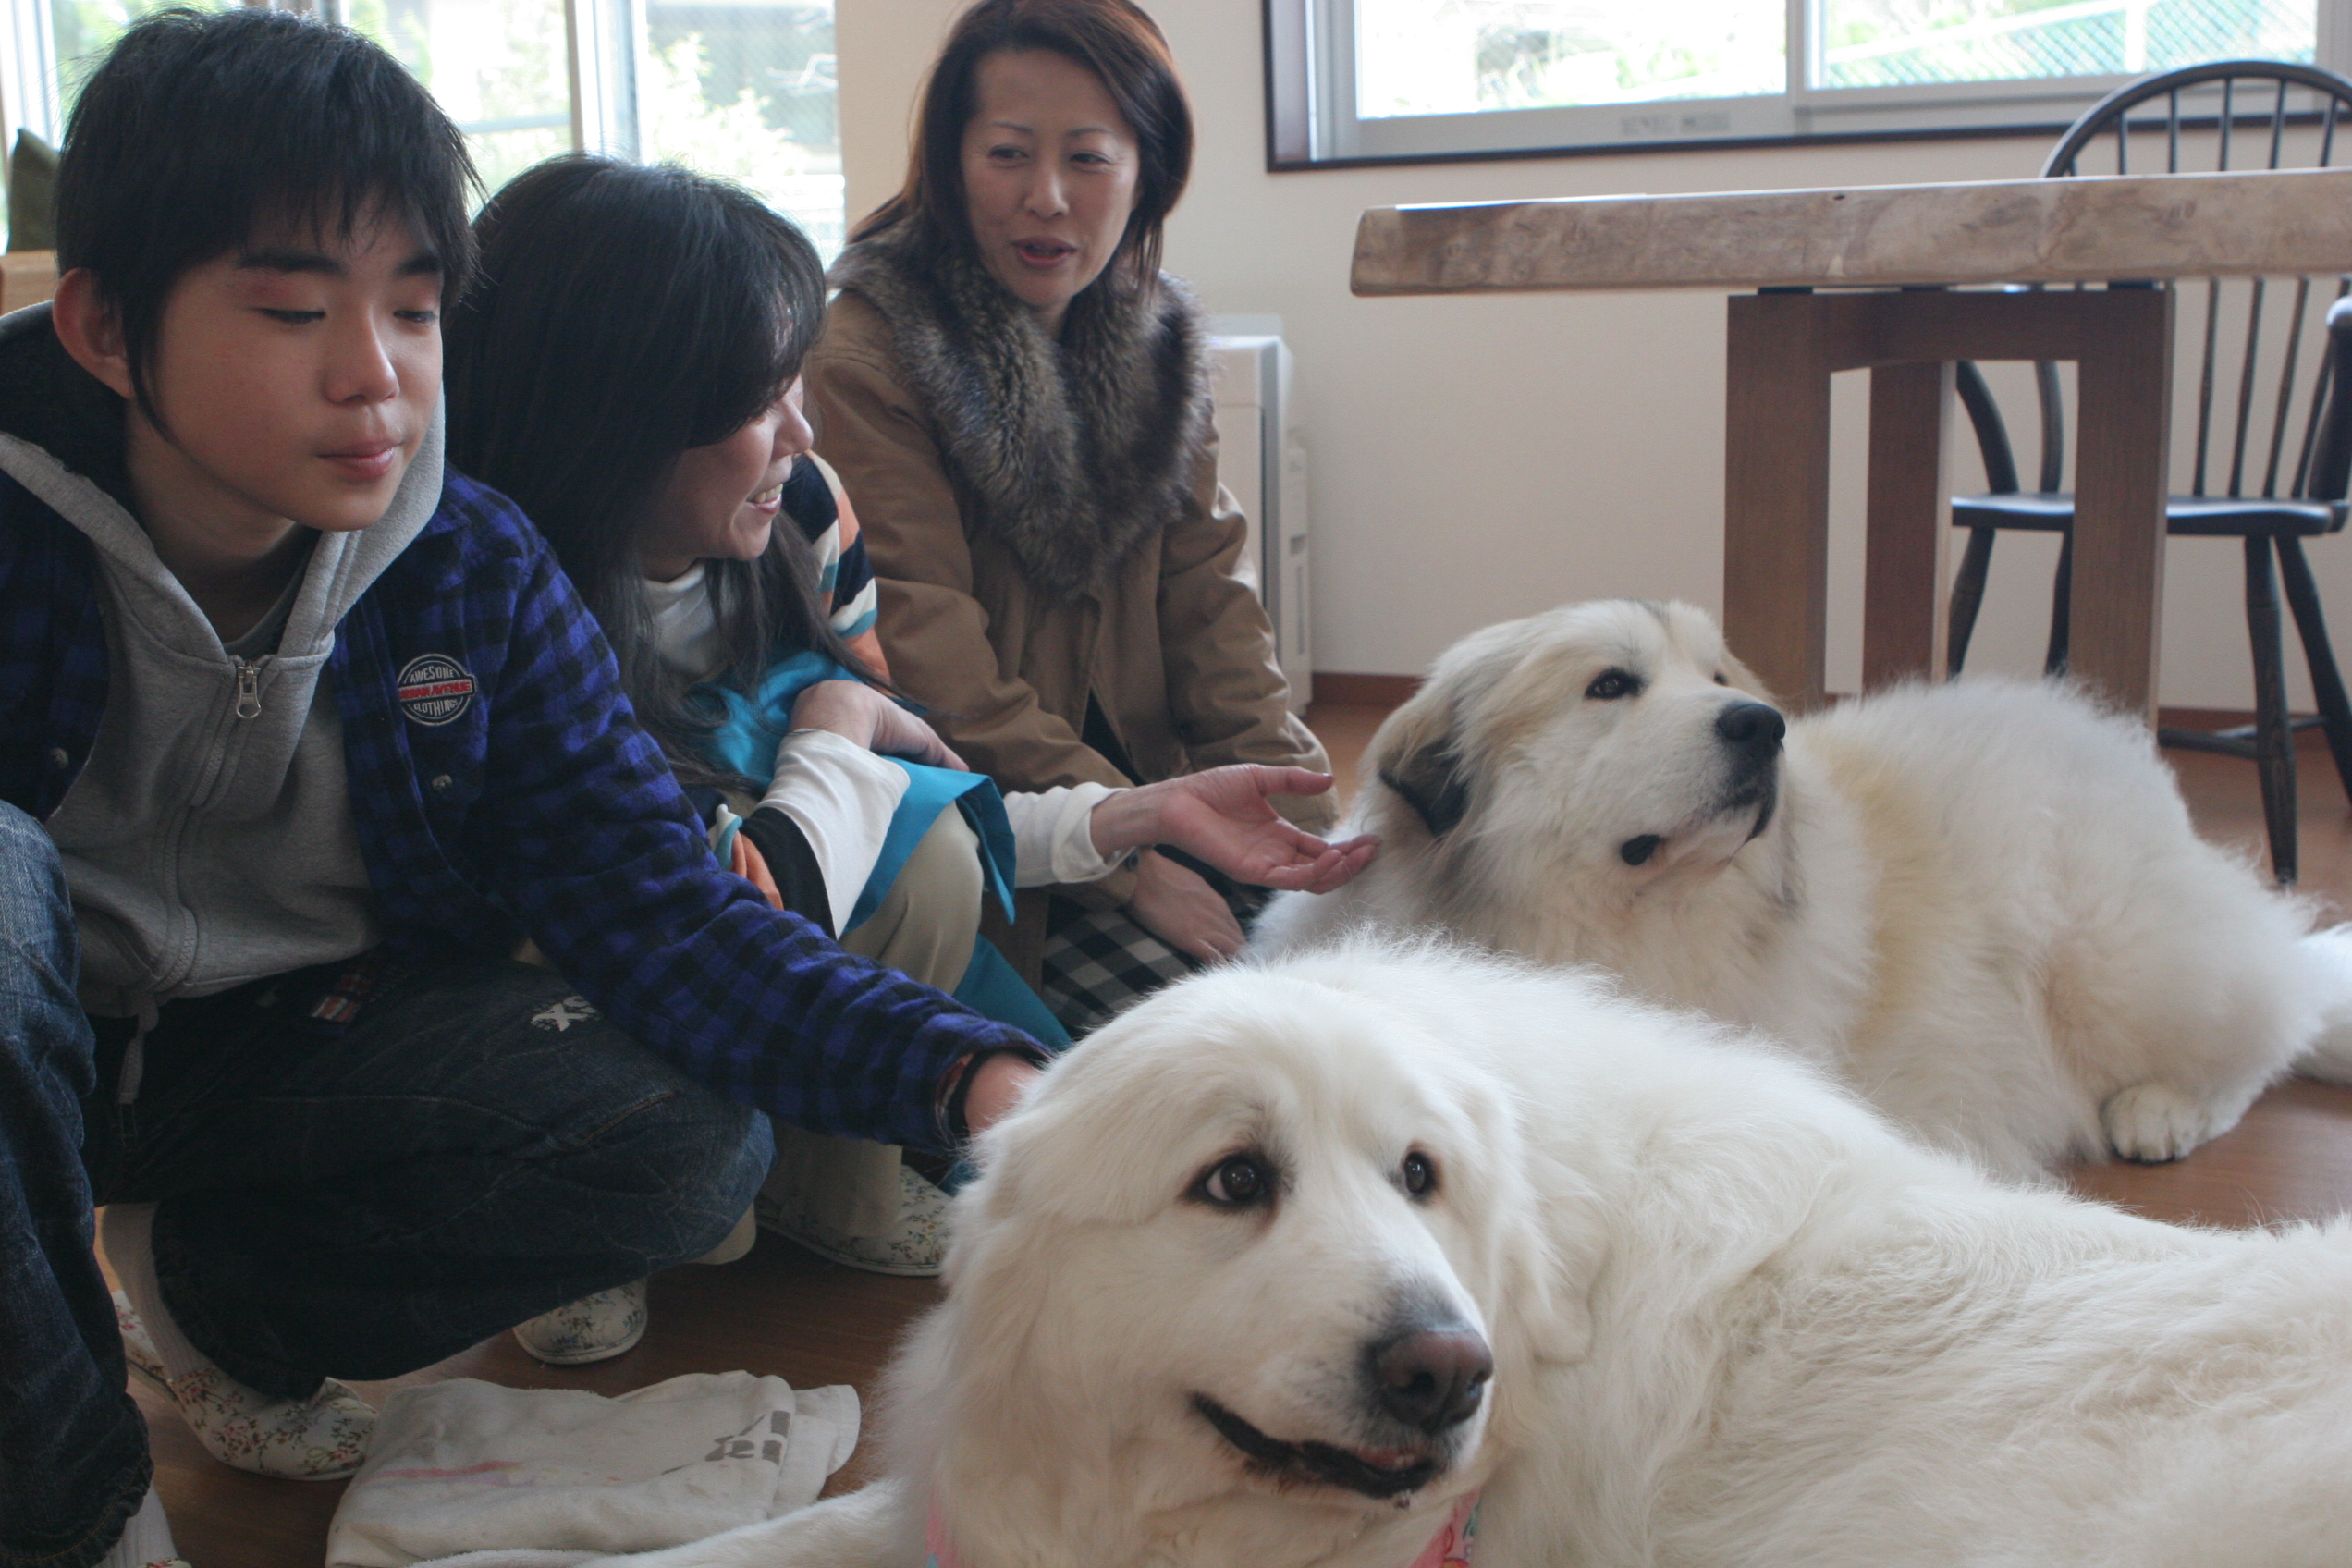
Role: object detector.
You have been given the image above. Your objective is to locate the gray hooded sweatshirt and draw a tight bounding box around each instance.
[0,307,447,1018]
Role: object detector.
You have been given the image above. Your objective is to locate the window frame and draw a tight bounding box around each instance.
[1265,0,2352,170]
[0,0,616,150]
[4,0,70,149]
[0,0,822,187]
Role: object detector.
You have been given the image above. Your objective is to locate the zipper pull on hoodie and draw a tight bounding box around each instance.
[234,658,262,719]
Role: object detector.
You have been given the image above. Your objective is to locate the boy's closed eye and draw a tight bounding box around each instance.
[253,303,438,326]
[237,244,441,323]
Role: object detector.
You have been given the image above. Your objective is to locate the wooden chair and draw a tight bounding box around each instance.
[1945,60,2352,884]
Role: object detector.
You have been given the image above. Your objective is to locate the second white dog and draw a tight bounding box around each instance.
[1256,598,2352,1177]
[574,945,2352,1568]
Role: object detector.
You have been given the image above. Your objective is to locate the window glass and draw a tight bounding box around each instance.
[49,0,237,117]
[1354,0,1785,118]
[1818,0,2318,90]
[640,0,841,256]
[348,0,573,198]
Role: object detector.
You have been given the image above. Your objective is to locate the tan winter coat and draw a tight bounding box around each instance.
[807,240,1333,939]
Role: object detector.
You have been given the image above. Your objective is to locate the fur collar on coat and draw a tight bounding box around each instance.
[828,226,1209,602]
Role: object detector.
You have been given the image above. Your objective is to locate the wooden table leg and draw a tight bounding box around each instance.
[1725,294,1834,710]
[2066,288,2174,717]
[1863,360,1955,688]
[1730,288,2168,715]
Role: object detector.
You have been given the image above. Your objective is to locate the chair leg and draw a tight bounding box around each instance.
[1947,527,1997,676]
[2246,535,2300,885]
[2275,534,2352,803]
[2044,531,2074,679]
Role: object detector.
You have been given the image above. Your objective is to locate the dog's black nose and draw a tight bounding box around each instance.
[1368,1328,1493,1434]
[1715,700,1786,753]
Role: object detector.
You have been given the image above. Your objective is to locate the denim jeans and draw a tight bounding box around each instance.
[0,802,773,1568]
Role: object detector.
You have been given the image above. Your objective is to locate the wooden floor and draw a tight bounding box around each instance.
[137,700,2352,1565]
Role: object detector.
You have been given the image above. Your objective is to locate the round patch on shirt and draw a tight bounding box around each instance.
[397,654,477,726]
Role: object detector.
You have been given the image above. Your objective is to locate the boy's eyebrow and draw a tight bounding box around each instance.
[232,247,443,278]
[236,246,347,277]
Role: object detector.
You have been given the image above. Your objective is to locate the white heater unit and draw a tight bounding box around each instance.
[1207,316,1312,712]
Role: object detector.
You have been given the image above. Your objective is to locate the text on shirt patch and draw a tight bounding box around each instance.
[397,654,476,726]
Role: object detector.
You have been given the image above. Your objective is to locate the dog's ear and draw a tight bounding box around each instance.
[1498,1168,1611,1366]
[1372,688,1474,839]
[1447,1059,1610,1370]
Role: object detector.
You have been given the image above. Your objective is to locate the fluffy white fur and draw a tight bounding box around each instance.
[1256,598,2352,1178]
[579,946,2352,1568]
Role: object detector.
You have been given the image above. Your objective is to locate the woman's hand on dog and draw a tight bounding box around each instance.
[788,679,968,771]
[1106,768,1379,962]
[1096,766,1378,897]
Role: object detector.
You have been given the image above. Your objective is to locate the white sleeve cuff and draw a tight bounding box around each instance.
[762,729,911,934]
[1003,782,1121,888]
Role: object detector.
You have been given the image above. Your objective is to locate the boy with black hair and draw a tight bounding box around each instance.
[0,11,1044,1566]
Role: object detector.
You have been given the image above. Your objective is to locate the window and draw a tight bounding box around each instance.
[349,0,575,195]
[0,0,842,254]
[637,0,841,253]
[1268,0,2348,167]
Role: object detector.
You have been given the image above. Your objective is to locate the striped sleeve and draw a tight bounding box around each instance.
[803,451,887,678]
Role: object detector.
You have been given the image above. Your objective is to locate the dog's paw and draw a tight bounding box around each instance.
[2100,1082,2217,1165]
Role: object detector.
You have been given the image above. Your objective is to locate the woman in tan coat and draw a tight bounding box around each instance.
[809,0,1339,1030]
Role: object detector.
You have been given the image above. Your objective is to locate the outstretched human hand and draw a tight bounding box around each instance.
[1093,766,1378,895]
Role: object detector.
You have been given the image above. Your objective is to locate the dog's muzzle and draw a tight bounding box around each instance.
[1194,1394,1452,1500]
[1193,1321,1493,1501]
[1368,1325,1492,1435]
[1715,699,1786,756]
[1619,700,1787,867]
[1712,699,1785,845]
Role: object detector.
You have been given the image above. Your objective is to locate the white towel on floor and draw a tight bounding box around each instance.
[325,1372,860,1568]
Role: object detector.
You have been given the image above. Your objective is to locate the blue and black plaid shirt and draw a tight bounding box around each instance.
[0,466,1040,1152]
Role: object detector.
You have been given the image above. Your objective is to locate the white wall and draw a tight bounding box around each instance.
[834,0,2352,709]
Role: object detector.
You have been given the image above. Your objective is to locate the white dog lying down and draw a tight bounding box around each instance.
[1255,598,2352,1178]
[582,946,2352,1568]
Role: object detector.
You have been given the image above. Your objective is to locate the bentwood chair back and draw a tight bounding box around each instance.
[1946,60,2352,884]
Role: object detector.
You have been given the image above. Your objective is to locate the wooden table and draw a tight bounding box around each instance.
[1351,167,2352,714]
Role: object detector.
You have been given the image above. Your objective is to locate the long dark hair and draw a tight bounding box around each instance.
[853,0,1192,296]
[446,155,866,789]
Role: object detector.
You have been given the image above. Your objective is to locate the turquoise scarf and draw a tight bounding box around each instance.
[696,651,1065,1047]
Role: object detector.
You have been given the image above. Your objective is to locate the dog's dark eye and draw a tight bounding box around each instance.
[1586,668,1641,701]
[1713,671,1729,686]
[1401,1151,1437,1198]
[1197,1153,1271,1208]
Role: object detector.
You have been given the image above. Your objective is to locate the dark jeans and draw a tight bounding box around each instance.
[0,802,772,1568]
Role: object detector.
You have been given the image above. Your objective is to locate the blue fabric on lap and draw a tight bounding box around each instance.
[855,759,1016,932]
[951,936,1069,1050]
[697,652,1017,929]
